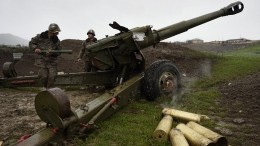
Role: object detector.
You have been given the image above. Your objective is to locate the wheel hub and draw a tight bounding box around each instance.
[159,72,177,95]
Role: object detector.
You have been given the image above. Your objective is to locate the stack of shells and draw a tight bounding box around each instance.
[153,108,228,146]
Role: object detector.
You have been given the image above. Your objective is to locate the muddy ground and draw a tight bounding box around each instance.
[218,72,260,145]
[0,41,259,145]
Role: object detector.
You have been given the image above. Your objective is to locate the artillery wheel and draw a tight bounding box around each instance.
[3,62,17,78]
[143,60,180,101]
[35,88,71,124]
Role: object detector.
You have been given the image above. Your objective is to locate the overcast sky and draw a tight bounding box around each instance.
[0,0,259,42]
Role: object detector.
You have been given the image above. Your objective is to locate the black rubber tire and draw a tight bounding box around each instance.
[142,60,180,101]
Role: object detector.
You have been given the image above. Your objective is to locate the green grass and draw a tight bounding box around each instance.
[196,43,260,88]
[74,99,169,146]
[225,43,260,57]
[71,43,260,145]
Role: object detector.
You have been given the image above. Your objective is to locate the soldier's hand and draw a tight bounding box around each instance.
[35,48,41,53]
[77,58,82,62]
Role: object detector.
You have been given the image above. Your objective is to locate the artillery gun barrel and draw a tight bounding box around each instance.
[154,1,243,42]
[139,1,243,48]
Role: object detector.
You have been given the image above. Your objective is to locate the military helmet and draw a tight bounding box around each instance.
[87,29,95,36]
[48,23,61,33]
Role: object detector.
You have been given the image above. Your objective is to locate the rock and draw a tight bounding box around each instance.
[233,118,245,124]
[215,127,233,136]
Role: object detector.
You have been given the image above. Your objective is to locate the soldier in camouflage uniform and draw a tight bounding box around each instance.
[29,23,62,88]
[77,29,97,72]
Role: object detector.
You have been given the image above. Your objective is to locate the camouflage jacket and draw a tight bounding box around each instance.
[29,31,62,67]
[77,37,97,60]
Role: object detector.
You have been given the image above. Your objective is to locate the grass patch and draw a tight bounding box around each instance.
[225,43,260,57]
[181,88,221,114]
[185,48,219,60]
[196,43,260,88]
[180,88,224,129]
[74,99,168,146]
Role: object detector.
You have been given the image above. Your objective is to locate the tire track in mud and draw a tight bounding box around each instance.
[218,72,260,145]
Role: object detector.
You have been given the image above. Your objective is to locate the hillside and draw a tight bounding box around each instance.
[0,33,29,46]
[180,41,260,53]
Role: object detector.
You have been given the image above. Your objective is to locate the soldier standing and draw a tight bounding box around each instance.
[29,23,62,88]
[77,29,97,72]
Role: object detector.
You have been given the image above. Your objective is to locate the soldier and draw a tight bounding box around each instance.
[77,29,97,72]
[29,23,62,88]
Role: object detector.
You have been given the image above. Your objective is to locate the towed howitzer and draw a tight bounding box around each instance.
[1,1,243,97]
[1,2,243,97]
[13,2,244,146]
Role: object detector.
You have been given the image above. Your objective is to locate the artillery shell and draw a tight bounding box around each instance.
[153,115,173,141]
[187,121,228,146]
[162,108,210,122]
[169,128,189,146]
[176,123,216,146]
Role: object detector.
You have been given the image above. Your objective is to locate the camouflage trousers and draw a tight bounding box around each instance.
[35,55,58,88]
[84,61,98,72]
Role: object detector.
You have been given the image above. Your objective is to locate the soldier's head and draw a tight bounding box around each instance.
[48,23,61,37]
[87,29,95,38]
